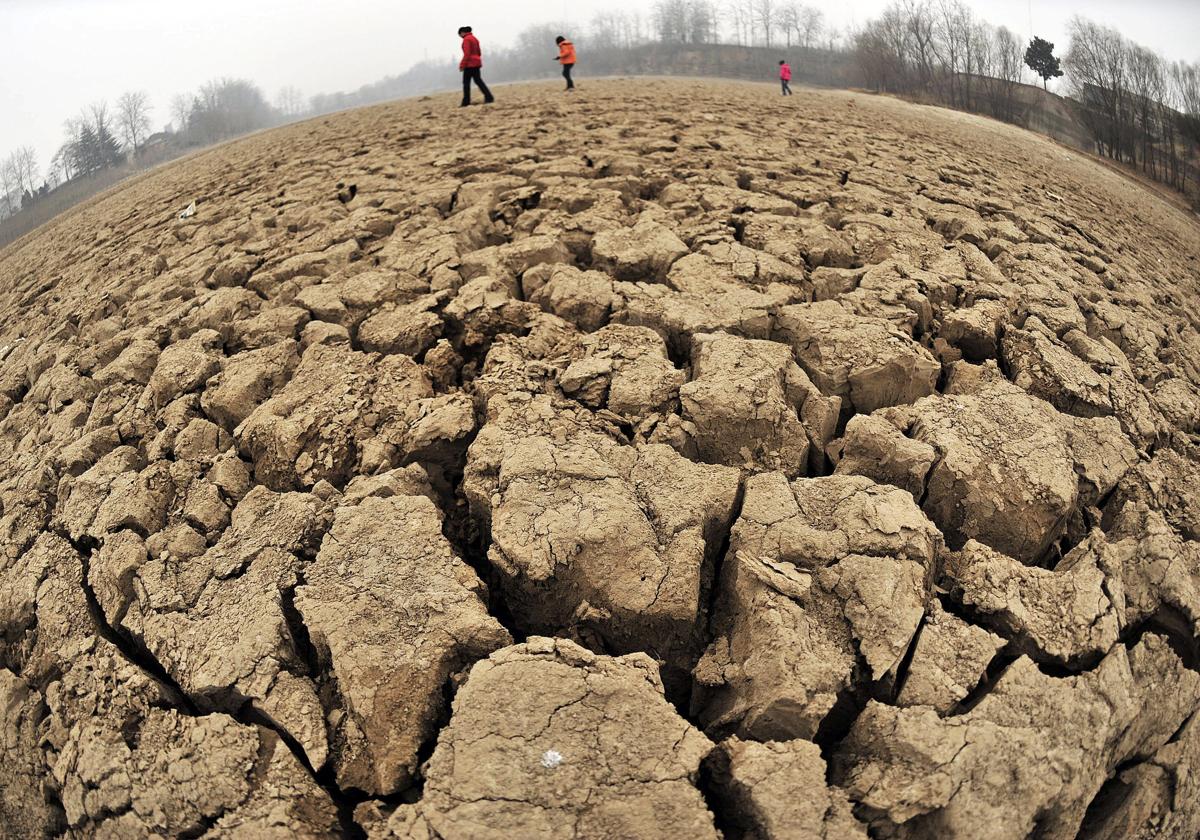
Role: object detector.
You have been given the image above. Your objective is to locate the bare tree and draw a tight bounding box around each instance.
[0,155,19,217]
[13,146,39,195]
[1126,45,1165,177]
[652,0,680,42]
[170,93,192,134]
[116,91,153,157]
[799,5,824,50]
[777,2,799,47]
[1065,16,1131,160]
[275,86,306,118]
[753,0,776,47]
[934,0,975,107]
[687,0,720,43]
[1175,60,1200,146]
[724,1,750,46]
[89,101,112,137]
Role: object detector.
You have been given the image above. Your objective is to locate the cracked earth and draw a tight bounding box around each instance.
[1,78,1199,839]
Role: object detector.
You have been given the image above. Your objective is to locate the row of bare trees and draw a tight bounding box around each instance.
[0,148,40,218]
[1065,17,1200,192]
[44,94,152,192]
[645,2,828,50]
[852,0,1028,122]
[1,92,150,219]
[3,78,294,225]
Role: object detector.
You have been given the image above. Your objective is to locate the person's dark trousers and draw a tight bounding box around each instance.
[563,63,575,89]
[781,79,792,96]
[461,67,494,106]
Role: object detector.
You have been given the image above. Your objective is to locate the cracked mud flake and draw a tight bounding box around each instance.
[1,79,1199,839]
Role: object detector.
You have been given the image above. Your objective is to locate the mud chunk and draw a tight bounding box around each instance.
[1082,502,1200,637]
[939,298,1009,360]
[56,426,121,477]
[775,300,939,416]
[357,293,445,357]
[298,494,510,795]
[1106,446,1200,541]
[559,324,684,422]
[238,343,434,490]
[464,394,739,675]
[732,472,942,569]
[1,533,340,838]
[94,338,160,387]
[1001,323,1165,445]
[592,215,689,281]
[697,240,807,287]
[894,603,1006,712]
[229,303,310,352]
[59,451,175,541]
[1082,711,1200,840]
[472,313,579,404]
[115,486,333,768]
[894,366,1136,563]
[372,638,718,840]
[946,540,1119,666]
[741,214,855,269]
[693,473,939,739]
[179,287,262,340]
[143,329,223,406]
[680,332,824,476]
[63,711,338,838]
[837,635,1200,840]
[458,234,572,282]
[614,280,793,356]
[528,264,618,331]
[1151,376,1200,432]
[0,671,60,836]
[667,243,805,295]
[202,339,300,429]
[707,737,867,840]
[444,275,541,351]
[299,319,351,349]
[832,413,937,500]
[820,553,928,680]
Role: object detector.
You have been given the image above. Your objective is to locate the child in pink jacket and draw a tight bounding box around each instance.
[779,60,792,96]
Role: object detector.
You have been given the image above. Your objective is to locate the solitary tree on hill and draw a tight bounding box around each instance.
[1025,36,1064,91]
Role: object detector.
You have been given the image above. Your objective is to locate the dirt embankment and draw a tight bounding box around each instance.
[1,79,1199,839]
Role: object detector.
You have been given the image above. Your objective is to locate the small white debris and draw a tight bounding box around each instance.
[179,200,197,219]
[540,749,563,769]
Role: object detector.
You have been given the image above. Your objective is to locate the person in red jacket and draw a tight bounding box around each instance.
[555,35,576,91]
[779,60,793,96]
[458,26,494,107]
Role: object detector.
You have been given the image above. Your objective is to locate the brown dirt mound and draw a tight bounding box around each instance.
[1,79,1199,839]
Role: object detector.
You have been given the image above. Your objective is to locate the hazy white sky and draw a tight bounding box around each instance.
[2,0,1198,180]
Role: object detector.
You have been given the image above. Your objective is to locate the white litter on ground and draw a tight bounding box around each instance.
[540,749,563,769]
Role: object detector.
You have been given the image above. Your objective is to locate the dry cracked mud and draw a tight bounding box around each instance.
[1,78,1199,839]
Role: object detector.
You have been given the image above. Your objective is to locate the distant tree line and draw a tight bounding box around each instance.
[848,2,1200,197]
[1065,17,1200,192]
[2,79,309,225]
[853,0,1038,124]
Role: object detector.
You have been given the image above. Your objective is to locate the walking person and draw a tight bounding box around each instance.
[779,60,793,96]
[458,26,494,107]
[555,35,577,91]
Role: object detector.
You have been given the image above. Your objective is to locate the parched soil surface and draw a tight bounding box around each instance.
[1,78,1199,839]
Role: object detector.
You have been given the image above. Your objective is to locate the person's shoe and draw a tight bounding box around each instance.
[484,97,495,104]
